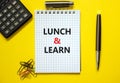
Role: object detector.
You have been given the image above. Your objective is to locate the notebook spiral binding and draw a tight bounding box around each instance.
[36,10,76,14]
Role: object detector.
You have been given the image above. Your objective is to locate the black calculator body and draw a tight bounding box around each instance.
[0,0,32,38]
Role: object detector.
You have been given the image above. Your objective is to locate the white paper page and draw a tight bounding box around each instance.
[35,10,80,73]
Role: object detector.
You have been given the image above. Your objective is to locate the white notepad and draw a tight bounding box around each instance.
[35,10,80,73]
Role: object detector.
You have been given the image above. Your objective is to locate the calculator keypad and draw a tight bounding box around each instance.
[0,0,32,38]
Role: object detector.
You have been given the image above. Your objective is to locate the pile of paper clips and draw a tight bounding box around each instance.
[17,59,37,80]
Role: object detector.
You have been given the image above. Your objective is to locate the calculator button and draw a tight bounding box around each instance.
[3,9,8,13]
[2,17,7,21]
[0,13,3,17]
[0,21,2,25]
[10,17,15,22]
[12,0,17,5]
[23,13,28,18]
[19,9,24,13]
[16,5,21,9]
[5,30,10,34]
[15,13,20,18]
[11,8,16,13]
[14,21,19,26]
[9,25,14,30]
[7,4,12,9]
[7,13,12,17]
[19,17,23,22]
[1,3,5,7]
[5,0,9,3]
[1,25,6,30]
[6,21,10,26]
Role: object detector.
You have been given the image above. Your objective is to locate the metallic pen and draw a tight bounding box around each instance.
[45,1,74,8]
[96,11,101,70]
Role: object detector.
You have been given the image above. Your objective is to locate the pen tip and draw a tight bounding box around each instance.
[97,10,101,14]
[96,51,100,71]
[97,63,100,70]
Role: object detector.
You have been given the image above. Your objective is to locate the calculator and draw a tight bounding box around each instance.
[0,0,32,38]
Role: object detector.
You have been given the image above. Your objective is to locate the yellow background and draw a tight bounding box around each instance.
[0,0,120,83]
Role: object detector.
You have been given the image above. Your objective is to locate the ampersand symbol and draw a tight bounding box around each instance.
[54,37,61,44]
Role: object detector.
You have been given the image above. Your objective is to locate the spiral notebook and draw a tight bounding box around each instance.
[35,10,80,73]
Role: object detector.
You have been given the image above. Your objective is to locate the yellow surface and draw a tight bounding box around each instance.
[0,0,120,83]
